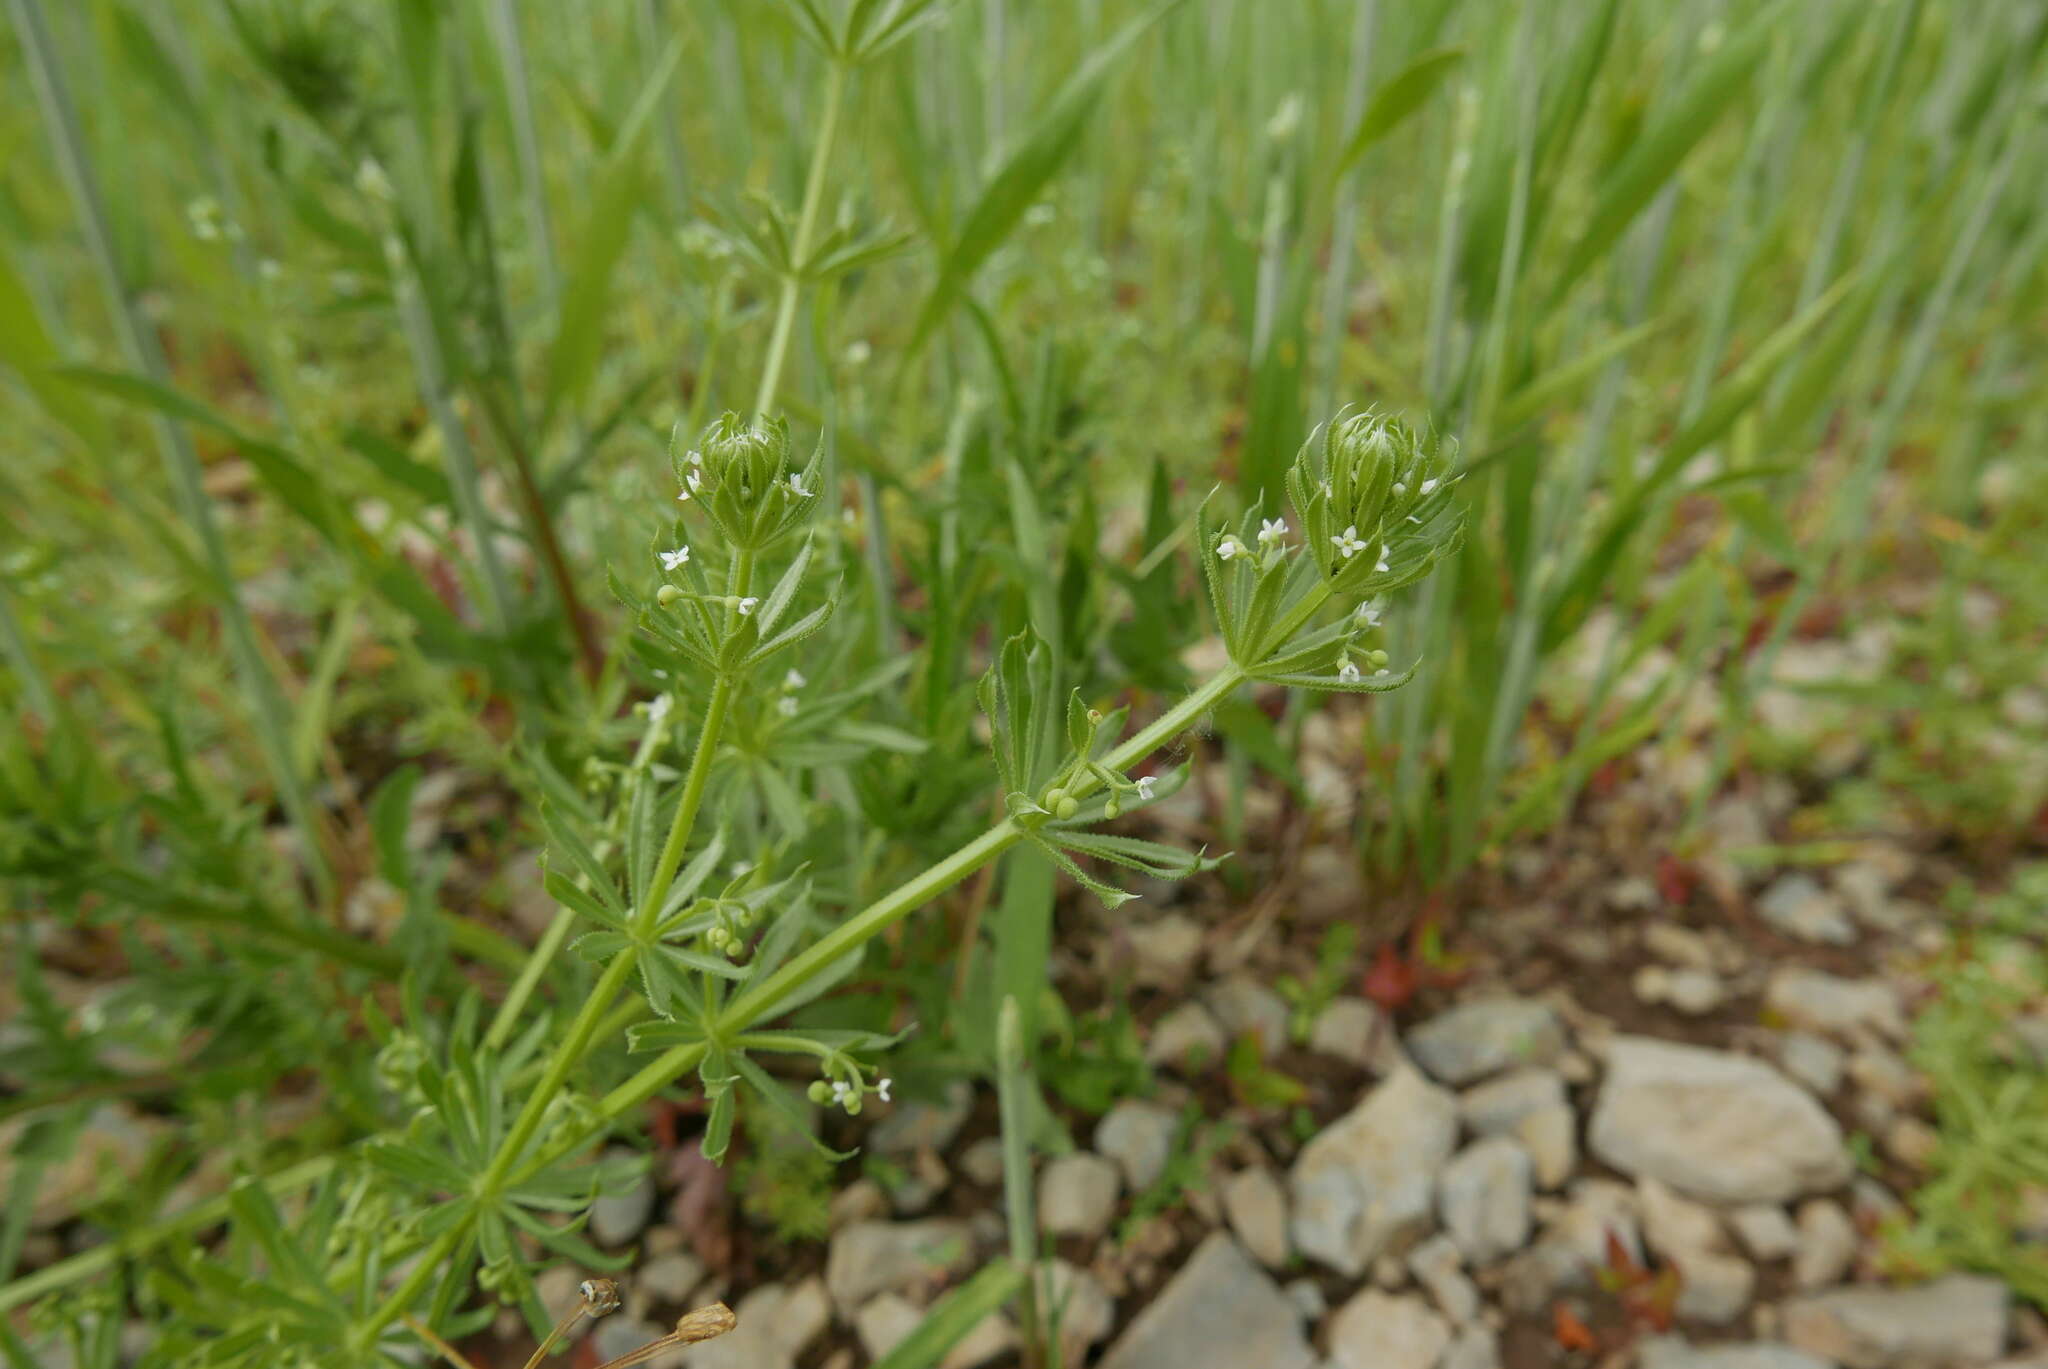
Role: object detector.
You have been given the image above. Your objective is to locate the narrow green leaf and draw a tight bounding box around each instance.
[1333,47,1466,177]
[869,1260,1026,1369]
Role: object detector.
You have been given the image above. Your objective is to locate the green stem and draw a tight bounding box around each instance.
[358,1224,464,1357]
[754,59,848,416]
[514,663,1251,1189]
[638,676,733,937]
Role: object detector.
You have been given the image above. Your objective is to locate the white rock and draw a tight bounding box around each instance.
[1638,1177,1729,1260]
[1327,1290,1450,1369]
[591,1148,656,1247]
[1035,1259,1115,1363]
[1284,1278,1327,1323]
[1406,998,1566,1085]
[1442,1326,1501,1369]
[1775,1032,1846,1096]
[1637,1337,1835,1369]
[1793,1199,1856,1290]
[1097,1234,1314,1369]
[1643,923,1717,969]
[1127,915,1204,988]
[1311,996,1398,1071]
[1515,1105,1578,1191]
[1728,1205,1801,1261]
[1097,1100,1178,1192]
[1439,1137,1533,1264]
[1765,969,1906,1041]
[853,1294,922,1361]
[1666,968,1729,1015]
[959,1137,1005,1188]
[595,1316,676,1366]
[1408,1233,1480,1324]
[1673,1250,1756,1324]
[870,1081,975,1156]
[1290,1067,1460,1275]
[1589,1037,1851,1204]
[825,1219,974,1313]
[1845,1047,1920,1109]
[1222,1168,1291,1269]
[637,1250,706,1304]
[684,1280,830,1369]
[1205,975,1292,1056]
[1146,1002,1227,1071]
[1757,875,1857,946]
[1783,1275,2010,1368]
[1040,1153,1122,1239]
[1460,1069,1566,1136]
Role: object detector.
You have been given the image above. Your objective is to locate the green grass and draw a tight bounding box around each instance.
[1,0,2045,1360]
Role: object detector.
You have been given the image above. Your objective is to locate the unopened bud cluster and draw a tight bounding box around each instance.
[1286,409,1461,594]
[669,412,825,553]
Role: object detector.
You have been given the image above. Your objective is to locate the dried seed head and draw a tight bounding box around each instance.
[579,1277,623,1316]
[674,1303,738,1343]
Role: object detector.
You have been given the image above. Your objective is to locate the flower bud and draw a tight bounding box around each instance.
[807,1080,831,1105]
[1287,408,1462,592]
[656,584,683,606]
[1104,798,1122,820]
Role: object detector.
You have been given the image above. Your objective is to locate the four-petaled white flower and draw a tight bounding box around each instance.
[830,1080,852,1105]
[1338,660,1362,683]
[1216,535,1247,561]
[876,1078,892,1103]
[737,597,759,616]
[647,694,673,723]
[785,473,809,497]
[687,448,704,467]
[1355,601,1382,628]
[659,546,691,570]
[784,669,807,690]
[678,470,703,502]
[1136,776,1156,801]
[1332,525,1368,559]
[1258,517,1288,546]
[777,696,799,717]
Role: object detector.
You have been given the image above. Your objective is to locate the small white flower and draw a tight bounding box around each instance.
[647,694,673,723]
[1338,660,1362,683]
[843,339,872,367]
[777,696,798,717]
[1355,601,1382,628]
[737,596,758,616]
[783,669,807,690]
[687,448,704,467]
[785,473,810,497]
[731,859,754,876]
[659,546,691,571]
[1136,776,1156,801]
[1392,482,1407,497]
[1375,667,1390,677]
[677,470,702,502]
[876,1077,893,1103]
[1332,525,1368,559]
[1216,535,1247,561]
[830,1080,852,1104]
[1420,478,1439,495]
[1258,517,1288,546]
[1375,551,1390,573]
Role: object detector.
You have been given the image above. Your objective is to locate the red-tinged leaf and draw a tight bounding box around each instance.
[1552,1302,1598,1352]
[1655,851,1696,906]
[1604,1227,1645,1278]
[1363,941,1417,1013]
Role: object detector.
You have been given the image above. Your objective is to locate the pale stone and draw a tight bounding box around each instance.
[1589,1037,1851,1204]
[1290,1067,1459,1275]
[1096,1234,1314,1369]
[1460,1068,1566,1136]
[1515,1104,1578,1191]
[1327,1289,1451,1369]
[1783,1275,2010,1368]
[1039,1153,1122,1239]
[1146,1002,1226,1071]
[1407,998,1566,1085]
[1729,1205,1800,1262]
[1765,969,1907,1041]
[1793,1199,1857,1290]
[825,1219,973,1313]
[1221,1168,1291,1269]
[1097,1100,1179,1192]
[1439,1137,1534,1264]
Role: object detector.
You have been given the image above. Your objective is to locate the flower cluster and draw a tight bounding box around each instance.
[1286,408,1462,594]
[669,412,825,553]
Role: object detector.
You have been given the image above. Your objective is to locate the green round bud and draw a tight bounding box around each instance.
[807,1081,831,1105]
[1368,649,1389,668]
[1055,794,1079,820]
[1044,787,1068,811]
[1104,798,1122,820]
[844,1094,862,1117]
[656,584,683,606]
